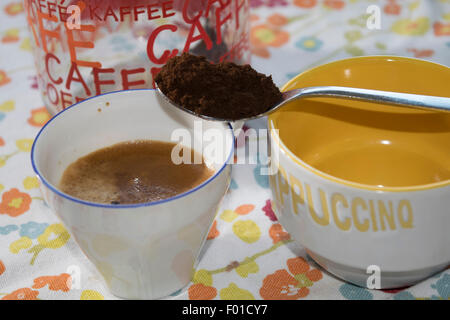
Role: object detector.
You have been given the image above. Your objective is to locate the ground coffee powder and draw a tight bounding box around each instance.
[155,53,282,121]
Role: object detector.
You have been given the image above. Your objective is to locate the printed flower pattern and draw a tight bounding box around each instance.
[268,223,290,243]
[324,0,345,10]
[188,283,217,300]
[16,139,33,152]
[250,13,290,58]
[4,2,24,16]
[9,224,71,265]
[37,224,70,249]
[250,0,289,8]
[193,269,213,287]
[293,0,317,8]
[235,258,259,278]
[23,176,39,190]
[339,283,374,300]
[0,70,11,86]
[434,22,450,36]
[10,236,32,253]
[81,290,104,300]
[0,188,31,217]
[262,200,277,221]
[0,100,14,112]
[407,48,434,58]
[384,0,401,15]
[1,28,20,43]
[33,273,71,292]
[220,204,255,222]
[233,220,261,243]
[207,220,220,240]
[296,36,324,51]
[260,257,322,299]
[0,260,5,275]
[2,288,39,300]
[391,17,430,35]
[430,273,450,300]
[0,224,18,235]
[267,13,289,26]
[220,283,255,300]
[19,222,49,239]
[27,107,51,127]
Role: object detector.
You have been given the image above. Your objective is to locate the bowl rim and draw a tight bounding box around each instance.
[31,88,235,209]
[269,55,450,192]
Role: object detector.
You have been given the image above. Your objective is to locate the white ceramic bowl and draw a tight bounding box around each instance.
[31,89,234,299]
[268,56,450,289]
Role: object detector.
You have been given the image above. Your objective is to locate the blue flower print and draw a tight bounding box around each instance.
[431,273,450,300]
[339,283,374,300]
[0,224,18,235]
[296,36,323,52]
[230,179,238,190]
[393,291,415,300]
[19,221,49,239]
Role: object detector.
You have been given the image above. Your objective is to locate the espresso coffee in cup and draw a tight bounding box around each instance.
[59,140,213,205]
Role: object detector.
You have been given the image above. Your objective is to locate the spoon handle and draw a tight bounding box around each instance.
[282,86,450,112]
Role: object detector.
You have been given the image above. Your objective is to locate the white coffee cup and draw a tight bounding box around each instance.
[31,89,234,299]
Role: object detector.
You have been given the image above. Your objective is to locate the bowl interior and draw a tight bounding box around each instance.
[32,89,234,203]
[270,56,450,188]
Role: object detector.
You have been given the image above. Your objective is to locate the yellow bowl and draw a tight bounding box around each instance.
[268,56,450,288]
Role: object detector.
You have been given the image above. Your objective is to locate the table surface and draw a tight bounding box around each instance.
[0,0,449,300]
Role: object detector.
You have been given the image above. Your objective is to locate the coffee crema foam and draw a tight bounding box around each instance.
[59,140,214,204]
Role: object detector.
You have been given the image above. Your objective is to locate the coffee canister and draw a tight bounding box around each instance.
[24,0,251,115]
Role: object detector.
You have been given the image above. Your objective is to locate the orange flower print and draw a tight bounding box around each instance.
[4,2,24,15]
[251,25,289,48]
[0,188,32,217]
[1,29,20,43]
[407,48,434,58]
[250,24,289,58]
[2,288,39,300]
[391,17,430,36]
[235,204,255,215]
[207,220,220,240]
[28,107,51,127]
[188,283,217,300]
[293,0,317,8]
[269,223,291,244]
[324,0,345,10]
[0,260,5,275]
[433,22,450,36]
[33,273,72,292]
[249,14,259,22]
[0,70,11,87]
[0,137,4,146]
[250,46,270,58]
[260,257,322,300]
[267,13,289,26]
[1,35,19,43]
[384,0,401,15]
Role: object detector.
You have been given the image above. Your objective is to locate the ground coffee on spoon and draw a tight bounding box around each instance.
[155,53,282,120]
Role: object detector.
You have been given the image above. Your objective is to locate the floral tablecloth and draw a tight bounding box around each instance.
[0,0,449,300]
